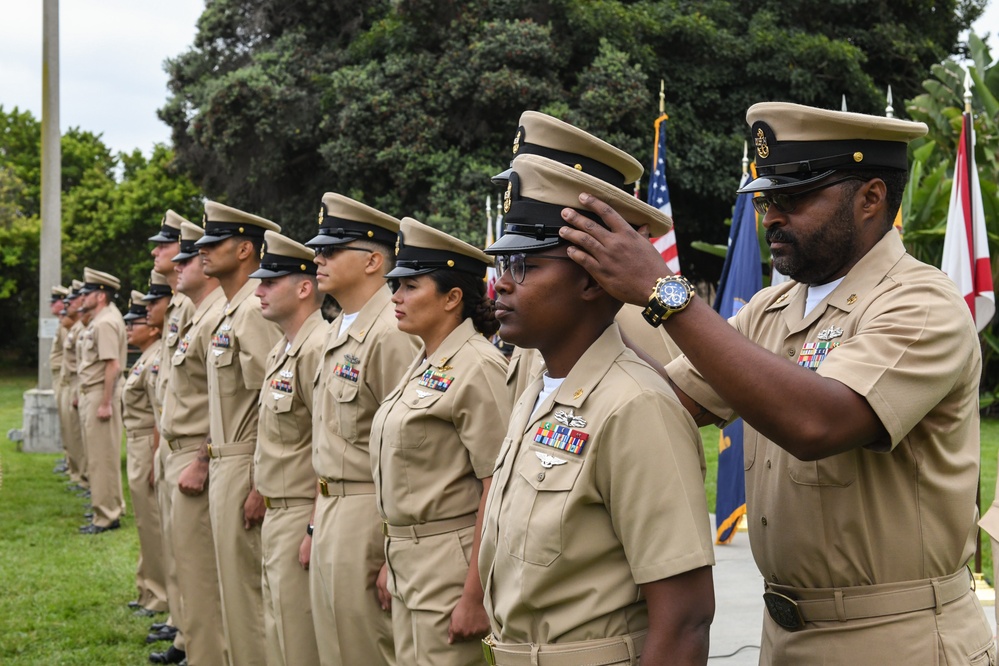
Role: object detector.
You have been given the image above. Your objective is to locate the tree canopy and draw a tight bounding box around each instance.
[161,0,985,277]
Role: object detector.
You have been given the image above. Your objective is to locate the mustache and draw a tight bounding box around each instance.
[765,228,795,245]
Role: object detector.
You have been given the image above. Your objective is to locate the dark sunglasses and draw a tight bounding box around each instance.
[752,176,865,216]
[313,245,374,259]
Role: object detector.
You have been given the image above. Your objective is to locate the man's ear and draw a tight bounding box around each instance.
[364,250,385,276]
[579,270,606,303]
[859,178,887,224]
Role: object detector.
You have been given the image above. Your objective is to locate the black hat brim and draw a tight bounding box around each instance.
[148,232,179,243]
[384,265,436,279]
[193,234,228,247]
[485,233,562,255]
[305,233,357,248]
[737,170,836,194]
[248,267,293,279]
[172,251,199,262]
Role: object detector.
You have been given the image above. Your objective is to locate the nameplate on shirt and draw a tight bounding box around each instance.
[419,368,453,392]
[534,421,588,455]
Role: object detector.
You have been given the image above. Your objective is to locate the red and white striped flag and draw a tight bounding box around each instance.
[647,113,680,273]
[941,110,994,332]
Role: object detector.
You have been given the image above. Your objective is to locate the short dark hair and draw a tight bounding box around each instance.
[426,270,499,338]
[843,168,908,229]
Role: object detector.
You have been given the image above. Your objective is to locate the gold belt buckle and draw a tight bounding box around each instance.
[381,521,389,537]
[206,443,214,458]
[763,590,805,630]
[481,635,497,666]
[319,478,329,497]
[264,496,272,509]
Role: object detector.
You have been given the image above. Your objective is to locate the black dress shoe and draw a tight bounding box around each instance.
[134,607,161,618]
[149,645,185,664]
[78,519,120,534]
[127,600,142,609]
[146,625,179,643]
[83,512,93,520]
[150,622,169,632]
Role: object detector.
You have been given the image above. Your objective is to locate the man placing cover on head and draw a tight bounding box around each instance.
[558,102,994,663]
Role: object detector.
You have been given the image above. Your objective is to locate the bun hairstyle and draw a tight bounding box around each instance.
[427,270,499,338]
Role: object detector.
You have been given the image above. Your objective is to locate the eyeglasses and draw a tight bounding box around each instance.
[751,176,865,216]
[496,253,576,284]
[313,245,374,259]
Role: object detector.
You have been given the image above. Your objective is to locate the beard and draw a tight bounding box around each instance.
[766,192,858,286]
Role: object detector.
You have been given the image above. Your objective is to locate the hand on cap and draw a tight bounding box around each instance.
[559,193,670,305]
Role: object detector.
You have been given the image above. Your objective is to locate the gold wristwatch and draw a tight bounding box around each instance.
[642,275,695,327]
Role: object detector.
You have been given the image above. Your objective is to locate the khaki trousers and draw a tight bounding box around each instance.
[125,431,168,611]
[261,502,321,666]
[208,453,266,666]
[310,492,395,666]
[58,377,87,486]
[154,442,185,651]
[79,384,124,527]
[167,446,226,666]
[761,587,995,665]
[387,526,481,666]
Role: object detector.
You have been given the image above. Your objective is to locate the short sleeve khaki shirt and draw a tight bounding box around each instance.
[160,287,226,443]
[207,279,282,448]
[254,310,326,500]
[312,285,420,483]
[480,324,714,644]
[668,231,982,588]
[371,318,511,526]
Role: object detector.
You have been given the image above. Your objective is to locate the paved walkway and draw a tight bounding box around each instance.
[705,516,997,664]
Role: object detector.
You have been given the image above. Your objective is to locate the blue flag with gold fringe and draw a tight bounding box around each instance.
[713,173,763,544]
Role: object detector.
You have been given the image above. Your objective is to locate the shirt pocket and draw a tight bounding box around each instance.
[209,347,238,396]
[268,392,302,443]
[332,380,360,442]
[504,454,583,566]
[787,454,857,487]
[389,391,445,449]
[170,348,191,394]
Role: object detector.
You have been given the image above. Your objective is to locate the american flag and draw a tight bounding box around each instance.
[648,113,680,273]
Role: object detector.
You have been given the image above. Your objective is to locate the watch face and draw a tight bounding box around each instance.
[656,280,689,308]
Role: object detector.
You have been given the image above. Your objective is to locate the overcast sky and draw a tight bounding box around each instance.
[0,1,996,159]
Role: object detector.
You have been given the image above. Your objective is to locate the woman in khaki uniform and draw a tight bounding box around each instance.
[371,217,511,665]
[121,292,169,615]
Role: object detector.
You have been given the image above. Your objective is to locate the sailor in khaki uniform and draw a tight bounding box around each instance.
[121,292,169,615]
[149,211,196,652]
[560,103,995,664]
[76,268,128,534]
[60,281,88,489]
[480,152,715,665]
[371,218,510,665]
[250,231,325,666]
[194,201,282,666]
[49,285,69,473]
[160,221,227,666]
[306,193,419,666]
[495,112,681,401]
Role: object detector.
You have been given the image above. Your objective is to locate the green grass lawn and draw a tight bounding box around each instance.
[0,369,996,663]
[0,372,160,665]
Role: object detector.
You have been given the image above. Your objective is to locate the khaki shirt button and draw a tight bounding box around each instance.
[761,516,768,526]
[771,574,779,583]
[787,348,796,357]
[536,472,545,482]
[766,460,771,468]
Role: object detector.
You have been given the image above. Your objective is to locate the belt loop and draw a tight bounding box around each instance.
[624,633,637,664]
[834,590,846,622]
[530,644,540,666]
[932,579,943,614]
[409,525,419,544]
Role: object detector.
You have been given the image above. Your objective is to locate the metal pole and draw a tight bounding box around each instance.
[39,0,61,389]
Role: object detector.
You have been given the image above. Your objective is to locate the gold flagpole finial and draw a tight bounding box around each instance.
[742,141,749,176]
[659,79,665,115]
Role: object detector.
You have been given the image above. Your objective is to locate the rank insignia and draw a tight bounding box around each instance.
[416,389,433,399]
[535,451,567,469]
[344,353,361,365]
[817,326,843,341]
[754,127,770,159]
[280,369,294,380]
[797,341,840,370]
[554,408,586,428]
[534,421,589,455]
[333,362,359,382]
[270,377,293,393]
[419,368,453,392]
